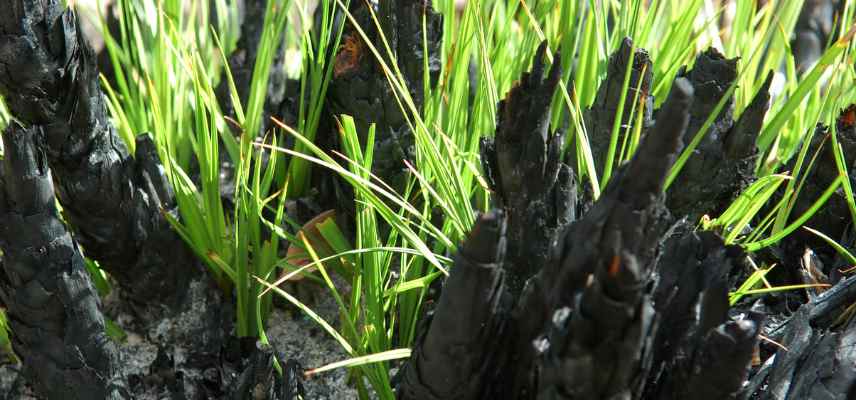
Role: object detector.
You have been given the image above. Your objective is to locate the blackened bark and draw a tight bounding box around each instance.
[643,222,763,399]
[545,78,694,301]
[481,43,577,294]
[663,317,761,399]
[0,123,127,399]
[579,45,772,221]
[580,37,654,178]
[746,274,856,399]
[0,3,227,395]
[678,48,738,147]
[0,0,212,321]
[726,72,773,159]
[327,0,442,187]
[783,105,856,277]
[399,210,509,399]
[666,49,772,219]
[519,78,694,399]
[231,342,305,400]
[400,62,764,398]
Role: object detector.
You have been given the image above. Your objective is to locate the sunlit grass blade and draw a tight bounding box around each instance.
[757,25,856,167]
[803,226,856,266]
[745,175,844,251]
[254,276,355,354]
[304,349,412,377]
[730,284,832,305]
[703,174,790,244]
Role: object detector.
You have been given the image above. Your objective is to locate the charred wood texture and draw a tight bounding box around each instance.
[581,43,772,220]
[328,0,442,187]
[748,107,856,399]
[0,0,216,323]
[783,105,856,277]
[0,1,227,396]
[665,48,772,219]
[745,274,856,399]
[643,221,763,400]
[399,210,509,400]
[481,43,577,294]
[400,46,763,397]
[0,123,127,399]
[581,37,654,178]
[231,342,305,400]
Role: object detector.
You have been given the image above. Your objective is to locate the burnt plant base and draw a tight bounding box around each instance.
[0,278,358,400]
[3,1,856,400]
[398,45,856,400]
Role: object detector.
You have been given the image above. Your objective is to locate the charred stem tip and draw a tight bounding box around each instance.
[528,41,561,89]
[692,47,738,84]
[759,70,775,99]
[720,318,761,344]
[623,77,693,198]
[619,36,634,51]
[460,210,507,265]
[532,41,550,75]
[724,71,773,159]
[741,71,773,116]
[743,70,773,116]
[614,37,649,68]
[661,78,695,121]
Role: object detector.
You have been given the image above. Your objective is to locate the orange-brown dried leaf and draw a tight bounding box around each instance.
[839,104,856,129]
[282,210,338,281]
[334,34,365,79]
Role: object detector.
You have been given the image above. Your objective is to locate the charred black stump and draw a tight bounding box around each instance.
[0,0,221,325]
[398,210,509,400]
[4,1,855,398]
[665,48,772,220]
[644,220,763,400]
[399,48,763,398]
[0,123,128,399]
[580,44,773,221]
[0,0,226,396]
[580,37,654,179]
[327,0,442,188]
[480,42,576,294]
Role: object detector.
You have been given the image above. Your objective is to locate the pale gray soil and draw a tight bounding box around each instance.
[267,299,359,399]
[0,364,37,400]
[0,288,358,399]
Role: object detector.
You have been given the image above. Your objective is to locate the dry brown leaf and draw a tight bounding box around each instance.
[281,210,337,281]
